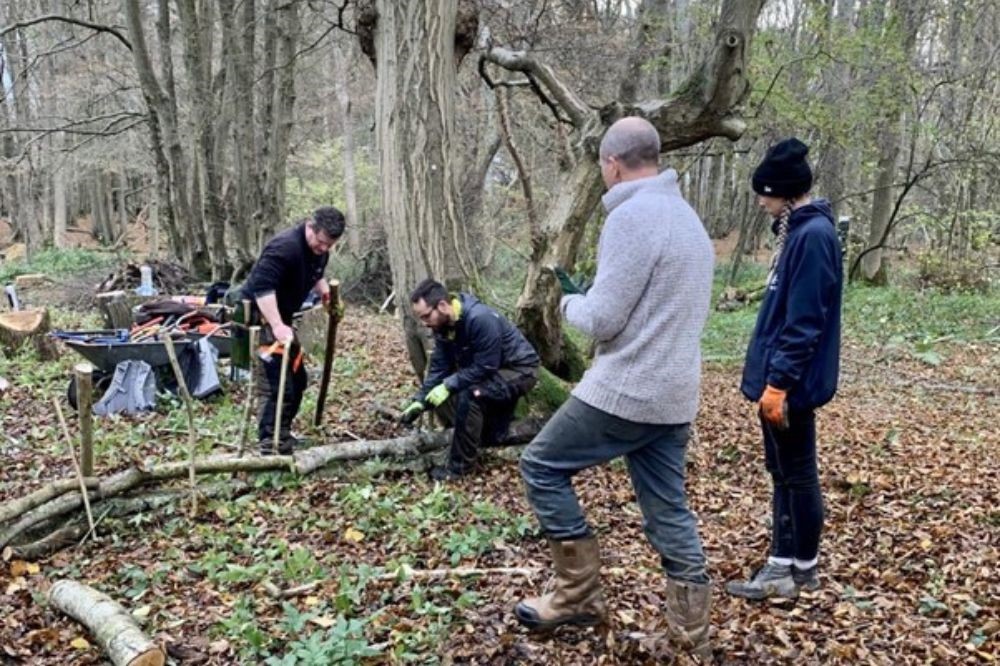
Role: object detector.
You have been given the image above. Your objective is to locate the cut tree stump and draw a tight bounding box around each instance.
[48,579,165,666]
[96,291,135,329]
[0,308,50,355]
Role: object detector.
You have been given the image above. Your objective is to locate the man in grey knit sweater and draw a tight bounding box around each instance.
[515,117,715,658]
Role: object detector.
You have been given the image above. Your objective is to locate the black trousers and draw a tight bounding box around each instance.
[435,367,538,472]
[256,342,307,442]
[763,408,824,561]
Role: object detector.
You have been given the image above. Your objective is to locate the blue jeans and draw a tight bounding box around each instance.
[763,409,824,561]
[520,397,708,584]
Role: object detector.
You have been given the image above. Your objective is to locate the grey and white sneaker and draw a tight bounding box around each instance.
[726,562,798,600]
[792,565,820,591]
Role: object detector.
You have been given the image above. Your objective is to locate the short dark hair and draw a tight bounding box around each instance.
[311,206,346,239]
[410,278,448,307]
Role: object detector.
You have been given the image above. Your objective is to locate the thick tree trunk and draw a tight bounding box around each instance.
[368,0,474,376]
[176,0,228,279]
[486,0,765,373]
[859,0,928,284]
[332,41,361,253]
[124,0,209,275]
[515,162,605,375]
[220,0,257,266]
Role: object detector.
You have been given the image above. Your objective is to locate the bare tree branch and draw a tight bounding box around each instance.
[0,14,132,51]
[482,46,595,130]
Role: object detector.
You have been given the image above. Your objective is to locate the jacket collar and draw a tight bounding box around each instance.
[602,169,680,214]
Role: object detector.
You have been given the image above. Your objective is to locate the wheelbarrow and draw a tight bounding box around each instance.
[57,330,196,409]
[60,330,195,372]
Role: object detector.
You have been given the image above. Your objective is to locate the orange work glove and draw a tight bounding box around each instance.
[759,385,789,429]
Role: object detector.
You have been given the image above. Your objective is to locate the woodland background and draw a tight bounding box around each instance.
[0,1,997,664]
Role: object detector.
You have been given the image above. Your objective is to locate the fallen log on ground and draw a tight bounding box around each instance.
[8,482,250,560]
[0,477,100,524]
[49,579,165,666]
[0,420,543,555]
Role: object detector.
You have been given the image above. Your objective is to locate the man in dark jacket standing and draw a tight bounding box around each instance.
[400,279,540,481]
[727,138,843,600]
[242,206,345,454]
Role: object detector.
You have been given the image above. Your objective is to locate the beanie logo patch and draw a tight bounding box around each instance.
[764,186,772,193]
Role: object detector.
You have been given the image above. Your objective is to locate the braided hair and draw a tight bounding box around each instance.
[766,201,793,288]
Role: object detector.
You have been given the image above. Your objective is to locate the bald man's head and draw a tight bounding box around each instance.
[599,117,661,170]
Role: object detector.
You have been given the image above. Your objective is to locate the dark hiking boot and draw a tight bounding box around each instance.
[428,465,469,482]
[259,437,295,456]
[515,536,607,631]
[726,561,797,600]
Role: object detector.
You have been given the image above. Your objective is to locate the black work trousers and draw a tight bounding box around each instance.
[256,342,307,442]
[435,367,538,473]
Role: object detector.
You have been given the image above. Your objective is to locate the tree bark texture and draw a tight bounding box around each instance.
[860,0,929,283]
[484,0,766,374]
[48,580,165,666]
[368,0,475,376]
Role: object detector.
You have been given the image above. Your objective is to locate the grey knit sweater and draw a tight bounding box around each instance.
[561,169,714,424]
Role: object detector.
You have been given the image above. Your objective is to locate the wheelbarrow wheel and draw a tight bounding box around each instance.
[66,370,112,411]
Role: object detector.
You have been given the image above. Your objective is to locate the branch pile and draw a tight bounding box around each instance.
[96,260,191,294]
[0,421,542,560]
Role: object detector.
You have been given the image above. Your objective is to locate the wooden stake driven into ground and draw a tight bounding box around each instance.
[160,332,198,516]
[48,579,165,666]
[74,363,95,477]
[236,325,260,458]
[314,279,341,427]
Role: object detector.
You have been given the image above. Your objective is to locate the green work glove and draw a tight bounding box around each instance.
[399,401,425,425]
[552,266,584,295]
[425,384,451,407]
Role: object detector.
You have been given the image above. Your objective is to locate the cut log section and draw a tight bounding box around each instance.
[0,308,50,354]
[95,291,135,329]
[48,579,165,666]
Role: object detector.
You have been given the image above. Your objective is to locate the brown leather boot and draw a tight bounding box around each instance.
[664,578,712,659]
[515,536,607,631]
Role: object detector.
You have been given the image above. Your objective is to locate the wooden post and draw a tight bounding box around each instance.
[160,333,198,516]
[236,325,259,458]
[74,363,95,477]
[273,342,291,452]
[149,199,159,260]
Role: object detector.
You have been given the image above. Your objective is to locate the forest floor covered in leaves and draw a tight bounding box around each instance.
[1,282,998,665]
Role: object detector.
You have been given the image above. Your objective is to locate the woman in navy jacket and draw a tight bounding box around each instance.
[727,138,843,600]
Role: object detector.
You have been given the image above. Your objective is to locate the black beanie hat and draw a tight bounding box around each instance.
[752,138,813,198]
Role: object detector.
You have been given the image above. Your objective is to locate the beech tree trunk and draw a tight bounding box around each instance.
[362,0,478,377]
[332,40,361,253]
